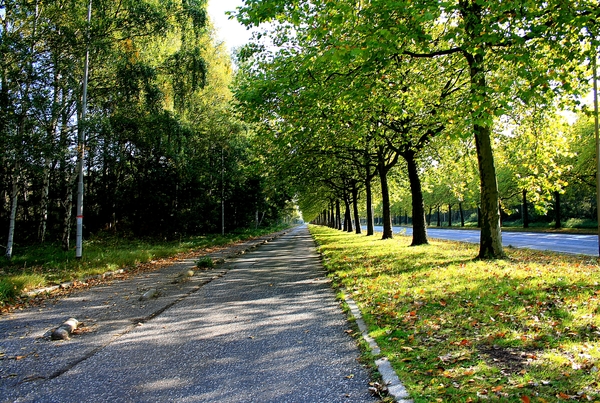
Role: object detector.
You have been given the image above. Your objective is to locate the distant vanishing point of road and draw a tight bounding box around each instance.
[371,226,600,257]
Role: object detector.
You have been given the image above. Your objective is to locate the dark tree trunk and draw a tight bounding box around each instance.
[343,207,348,232]
[448,204,452,227]
[522,189,529,228]
[437,205,441,227]
[330,203,335,228]
[344,200,353,233]
[404,151,428,245]
[554,191,561,229]
[427,207,432,226]
[343,191,353,232]
[352,185,361,234]
[365,175,374,235]
[459,202,465,227]
[335,200,342,230]
[378,159,393,239]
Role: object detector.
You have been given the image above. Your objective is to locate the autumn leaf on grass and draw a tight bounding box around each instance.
[520,396,531,403]
[557,392,571,399]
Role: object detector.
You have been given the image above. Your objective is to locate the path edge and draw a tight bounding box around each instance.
[342,292,413,403]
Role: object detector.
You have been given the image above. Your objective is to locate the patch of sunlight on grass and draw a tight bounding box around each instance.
[309,224,600,403]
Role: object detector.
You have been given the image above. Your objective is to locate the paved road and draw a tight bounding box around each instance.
[372,226,600,256]
[1,226,377,403]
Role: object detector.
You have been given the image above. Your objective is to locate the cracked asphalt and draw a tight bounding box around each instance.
[0,225,378,403]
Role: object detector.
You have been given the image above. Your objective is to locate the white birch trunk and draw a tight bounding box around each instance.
[6,171,19,260]
[38,158,52,242]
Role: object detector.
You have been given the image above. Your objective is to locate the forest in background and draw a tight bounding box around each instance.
[0,0,295,259]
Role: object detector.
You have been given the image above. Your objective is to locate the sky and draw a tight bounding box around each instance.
[207,0,252,55]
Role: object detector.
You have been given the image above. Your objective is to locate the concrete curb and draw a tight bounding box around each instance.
[343,293,413,403]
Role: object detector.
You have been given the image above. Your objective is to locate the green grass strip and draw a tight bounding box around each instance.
[309,224,600,403]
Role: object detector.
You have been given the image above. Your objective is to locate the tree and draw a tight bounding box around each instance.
[496,107,572,227]
[236,0,598,258]
[1,0,283,257]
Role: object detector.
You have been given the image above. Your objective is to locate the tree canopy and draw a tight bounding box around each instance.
[0,0,292,258]
[233,0,598,258]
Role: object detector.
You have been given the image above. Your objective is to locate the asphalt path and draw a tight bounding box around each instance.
[372,225,599,256]
[1,226,377,403]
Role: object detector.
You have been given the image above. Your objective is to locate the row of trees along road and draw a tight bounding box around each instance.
[1,0,292,259]
[233,0,599,259]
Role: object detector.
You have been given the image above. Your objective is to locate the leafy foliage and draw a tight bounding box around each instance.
[0,0,293,255]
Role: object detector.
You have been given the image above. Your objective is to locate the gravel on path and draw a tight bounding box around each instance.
[1,226,379,403]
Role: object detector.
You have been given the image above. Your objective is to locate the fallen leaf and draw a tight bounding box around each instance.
[520,396,530,403]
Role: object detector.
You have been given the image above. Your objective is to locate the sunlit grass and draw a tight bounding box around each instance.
[310,224,600,402]
[0,225,289,304]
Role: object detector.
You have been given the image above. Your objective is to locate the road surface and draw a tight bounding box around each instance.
[371,225,600,256]
[1,226,377,403]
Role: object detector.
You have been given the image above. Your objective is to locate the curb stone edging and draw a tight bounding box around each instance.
[343,293,413,403]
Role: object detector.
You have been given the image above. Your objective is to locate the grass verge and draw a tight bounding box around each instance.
[0,225,290,307]
[309,224,600,403]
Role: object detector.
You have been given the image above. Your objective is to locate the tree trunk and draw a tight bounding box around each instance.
[38,158,52,242]
[448,204,452,227]
[61,180,74,251]
[427,206,432,226]
[554,191,561,229]
[459,202,465,227]
[462,4,504,258]
[335,199,342,230]
[378,152,393,240]
[474,120,504,258]
[351,185,361,234]
[365,174,374,236]
[344,197,353,232]
[5,169,19,260]
[437,205,441,227]
[522,189,529,228]
[404,151,428,245]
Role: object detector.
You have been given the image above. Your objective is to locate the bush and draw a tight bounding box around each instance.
[563,218,597,229]
[195,256,214,269]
